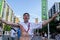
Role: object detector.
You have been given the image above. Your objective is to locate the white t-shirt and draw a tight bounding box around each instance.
[10,29,16,37]
[20,22,42,35]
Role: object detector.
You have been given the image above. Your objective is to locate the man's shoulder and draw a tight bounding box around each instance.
[19,22,24,24]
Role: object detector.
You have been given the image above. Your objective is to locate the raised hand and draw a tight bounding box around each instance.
[52,12,58,19]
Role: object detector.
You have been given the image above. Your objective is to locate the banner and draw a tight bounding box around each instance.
[0,0,3,17]
[42,0,47,20]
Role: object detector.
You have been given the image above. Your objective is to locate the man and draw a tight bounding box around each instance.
[0,12,58,40]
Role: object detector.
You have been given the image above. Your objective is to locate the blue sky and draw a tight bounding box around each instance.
[6,0,60,22]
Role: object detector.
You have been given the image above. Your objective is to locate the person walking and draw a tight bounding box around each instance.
[10,28,16,40]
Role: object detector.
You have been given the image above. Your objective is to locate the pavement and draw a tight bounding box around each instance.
[2,35,18,40]
[0,37,2,40]
[48,39,55,40]
[0,36,54,40]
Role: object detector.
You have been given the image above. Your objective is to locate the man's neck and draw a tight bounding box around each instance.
[24,21,28,23]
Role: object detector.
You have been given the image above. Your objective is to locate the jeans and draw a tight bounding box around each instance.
[11,37,15,40]
[18,37,20,40]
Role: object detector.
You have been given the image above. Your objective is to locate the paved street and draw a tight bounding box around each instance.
[0,35,55,40]
[0,37,2,40]
[2,35,18,40]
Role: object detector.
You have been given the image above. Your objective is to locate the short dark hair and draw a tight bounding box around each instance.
[23,13,30,16]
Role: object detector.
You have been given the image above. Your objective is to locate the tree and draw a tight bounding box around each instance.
[4,24,11,31]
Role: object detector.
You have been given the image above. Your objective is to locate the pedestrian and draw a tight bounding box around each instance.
[44,32,47,40]
[55,24,60,40]
[10,28,16,40]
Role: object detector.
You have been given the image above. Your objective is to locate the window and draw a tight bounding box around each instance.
[53,5,56,14]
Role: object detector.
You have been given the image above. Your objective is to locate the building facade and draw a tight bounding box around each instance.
[35,18,38,24]
[0,0,20,23]
[0,0,20,29]
[48,2,60,33]
[48,2,60,22]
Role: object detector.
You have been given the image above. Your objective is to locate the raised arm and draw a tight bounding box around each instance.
[0,19,19,26]
[19,24,26,32]
[42,13,58,26]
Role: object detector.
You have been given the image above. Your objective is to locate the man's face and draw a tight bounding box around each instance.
[23,14,30,22]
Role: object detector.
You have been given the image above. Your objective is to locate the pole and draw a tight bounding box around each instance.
[47,0,50,39]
